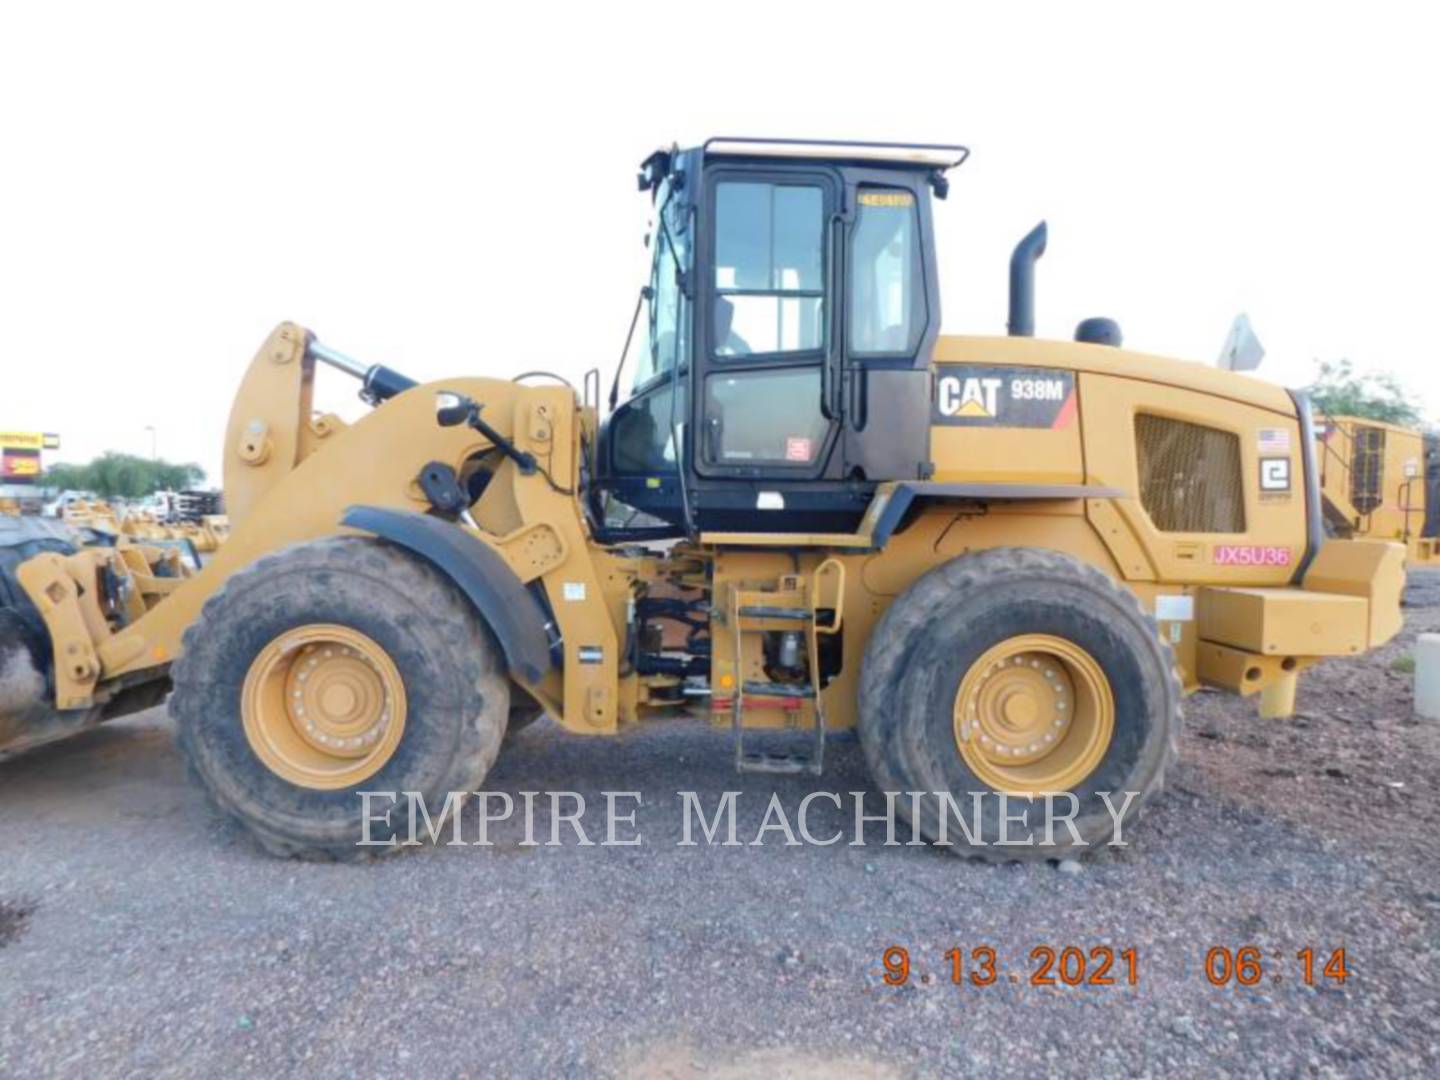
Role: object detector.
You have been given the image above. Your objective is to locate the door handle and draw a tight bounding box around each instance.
[705,413,723,462]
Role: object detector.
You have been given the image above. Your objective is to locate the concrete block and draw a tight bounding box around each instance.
[1417,634,1440,721]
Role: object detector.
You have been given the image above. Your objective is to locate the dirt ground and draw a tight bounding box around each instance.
[0,572,1437,1078]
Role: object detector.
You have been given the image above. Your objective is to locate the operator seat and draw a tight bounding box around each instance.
[713,296,751,356]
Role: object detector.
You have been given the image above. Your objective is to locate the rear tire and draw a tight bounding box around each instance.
[858,548,1181,861]
[171,536,509,859]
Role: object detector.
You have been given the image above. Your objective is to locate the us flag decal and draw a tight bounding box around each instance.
[1257,428,1291,454]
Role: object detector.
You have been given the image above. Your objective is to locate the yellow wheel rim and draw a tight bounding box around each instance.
[952,633,1114,796]
[241,624,407,790]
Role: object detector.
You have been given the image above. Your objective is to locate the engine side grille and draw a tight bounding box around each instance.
[1348,425,1385,517]
[1135,414,1245,533]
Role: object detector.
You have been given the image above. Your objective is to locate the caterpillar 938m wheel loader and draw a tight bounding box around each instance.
[0,138,1405,860]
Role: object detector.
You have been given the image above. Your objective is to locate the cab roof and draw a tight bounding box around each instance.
[701,137,969,171]
[638,138,969,196]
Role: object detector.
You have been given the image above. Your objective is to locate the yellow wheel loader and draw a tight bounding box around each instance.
[1316,414,1439,566]
[0,138,1406,859]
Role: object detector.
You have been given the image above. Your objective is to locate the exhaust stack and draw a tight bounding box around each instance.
[1007,221,1047,337]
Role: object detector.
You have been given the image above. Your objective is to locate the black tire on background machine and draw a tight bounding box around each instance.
[170,535,510,859]
[0,517,107,759]
[1,517,77,649]
[857,546,1182,861]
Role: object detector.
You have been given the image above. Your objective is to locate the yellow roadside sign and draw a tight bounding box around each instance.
[0,432,61,451]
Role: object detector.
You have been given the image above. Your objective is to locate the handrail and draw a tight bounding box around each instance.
[1398,477,1420,541]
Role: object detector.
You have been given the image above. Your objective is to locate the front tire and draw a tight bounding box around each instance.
[505,693,547,740]
[171,536,509,859]
[858,548,1181,861]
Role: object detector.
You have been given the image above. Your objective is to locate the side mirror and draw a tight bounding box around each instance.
[435,391,474,428]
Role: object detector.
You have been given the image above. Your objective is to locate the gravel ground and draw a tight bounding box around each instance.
[1,572,1438,1078]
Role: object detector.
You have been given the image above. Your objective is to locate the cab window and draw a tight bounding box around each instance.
[611,381,682,474]
[629,188,690,392]
[712,182,825,357]
[612,181,689,474]
[849,187,925,356]
[703,368,826,466]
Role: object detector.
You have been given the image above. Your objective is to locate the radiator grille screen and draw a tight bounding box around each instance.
[1135,415,1245,533]
[1425,434,1439,539]
[1349,425,1385,516]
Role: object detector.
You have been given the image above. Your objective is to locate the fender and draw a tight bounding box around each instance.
[1287,389,1325,583]
[871,481,1126,546]
[341,506,552,685]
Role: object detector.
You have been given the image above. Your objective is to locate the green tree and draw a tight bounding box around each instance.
[1306,359,1422,426]
[40,452,205,498]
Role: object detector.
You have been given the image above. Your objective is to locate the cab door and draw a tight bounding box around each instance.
[695,168,840,479]
[837,175,937,481]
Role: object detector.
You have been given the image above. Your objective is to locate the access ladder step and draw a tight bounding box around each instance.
[741,680,815,699]
[738,751,822,776]
[736,605,813,621]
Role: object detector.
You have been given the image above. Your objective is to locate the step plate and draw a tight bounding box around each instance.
[741,680,815,699]
[737,752,822,776]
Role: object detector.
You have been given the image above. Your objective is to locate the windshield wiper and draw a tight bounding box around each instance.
[607,283,654,412]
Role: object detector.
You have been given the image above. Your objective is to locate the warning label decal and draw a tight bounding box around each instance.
[784,436,813,462]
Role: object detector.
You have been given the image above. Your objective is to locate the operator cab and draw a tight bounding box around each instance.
[595,138,967,536]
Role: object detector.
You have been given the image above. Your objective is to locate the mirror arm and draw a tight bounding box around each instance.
[435,392,536,475]
[468,405,537,476]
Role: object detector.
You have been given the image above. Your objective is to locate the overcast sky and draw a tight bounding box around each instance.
[2,1,1435,484]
